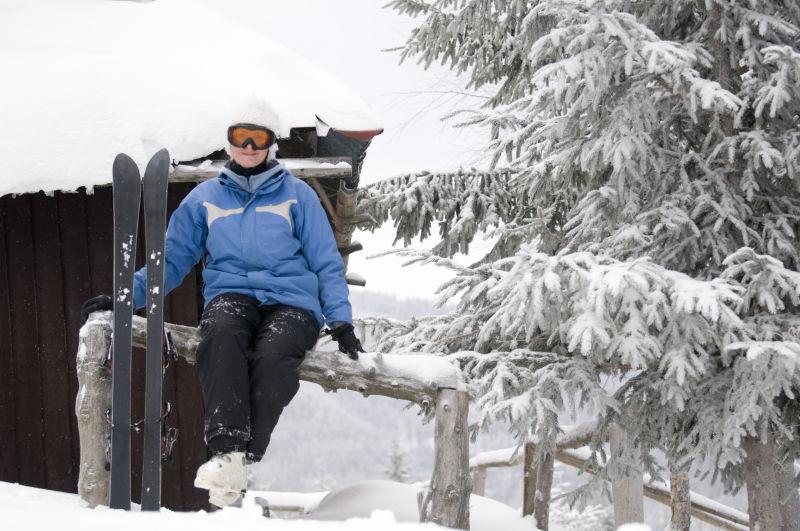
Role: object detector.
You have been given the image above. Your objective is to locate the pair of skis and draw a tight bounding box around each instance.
[109,149,170,511]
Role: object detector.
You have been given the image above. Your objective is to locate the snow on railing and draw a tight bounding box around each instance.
[468,422,749,531]
[170,157,353,182]
[76,312,470,529]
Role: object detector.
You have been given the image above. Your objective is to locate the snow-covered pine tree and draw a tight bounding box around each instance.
[386,440,412,482]
[361,1,800,523]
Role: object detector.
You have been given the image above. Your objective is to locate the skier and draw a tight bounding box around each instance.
[80,97,364,508]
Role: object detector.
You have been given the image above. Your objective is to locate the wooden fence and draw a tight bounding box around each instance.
[77,314,472,529]
[469,422,753,531]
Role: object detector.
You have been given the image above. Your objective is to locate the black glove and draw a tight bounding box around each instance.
[80,294,113,325]
[326,323,364,360]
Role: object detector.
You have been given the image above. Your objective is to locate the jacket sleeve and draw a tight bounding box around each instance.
[133,191,207,312]
[295,183,353,327]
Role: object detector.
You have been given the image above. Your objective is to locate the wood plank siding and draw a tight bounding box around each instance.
[0,183,208,510]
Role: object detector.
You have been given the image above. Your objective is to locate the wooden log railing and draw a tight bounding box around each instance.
[169,157,354,182]
[468,424,751,531]
[76,313,471,529]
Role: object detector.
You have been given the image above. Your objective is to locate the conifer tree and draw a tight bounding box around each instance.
[386,440,412,483]
[362,0,800,517]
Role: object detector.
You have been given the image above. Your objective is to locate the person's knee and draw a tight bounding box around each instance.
[199,313,249,341]
[257,305,320,352]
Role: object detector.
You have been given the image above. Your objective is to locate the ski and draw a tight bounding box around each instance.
[141,148,171,511]
[109,153,141,511]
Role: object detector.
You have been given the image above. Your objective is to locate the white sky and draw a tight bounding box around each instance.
[192,0,493,299]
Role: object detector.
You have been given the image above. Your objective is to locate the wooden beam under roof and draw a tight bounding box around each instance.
[169,156,352,183]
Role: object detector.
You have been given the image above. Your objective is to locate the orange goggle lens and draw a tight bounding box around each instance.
[227,125,275,150]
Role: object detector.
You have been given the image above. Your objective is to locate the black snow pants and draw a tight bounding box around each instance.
[196,293,320,462]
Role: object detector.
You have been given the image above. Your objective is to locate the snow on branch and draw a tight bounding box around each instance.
[721,247,800,315]
[358,168,519,259]
[366,243,800,455]
[725,341,800,361]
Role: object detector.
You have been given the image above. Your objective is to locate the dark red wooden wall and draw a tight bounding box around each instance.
[0,183,209,510]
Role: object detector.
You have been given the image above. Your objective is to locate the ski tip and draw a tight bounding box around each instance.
[112,153,140,179]
[150,148,171,165]
[144,148,171,177]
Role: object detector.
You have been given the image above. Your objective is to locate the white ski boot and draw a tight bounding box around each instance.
[194,451,247,508]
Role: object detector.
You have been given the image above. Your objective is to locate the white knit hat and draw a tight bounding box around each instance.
[226,93,282,158]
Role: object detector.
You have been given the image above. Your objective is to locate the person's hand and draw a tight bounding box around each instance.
[80,294,112,325]
[326,323,364,360]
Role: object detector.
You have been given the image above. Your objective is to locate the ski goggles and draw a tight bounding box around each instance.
[227,124,276,150]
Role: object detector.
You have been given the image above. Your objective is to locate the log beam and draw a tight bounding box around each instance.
[82,313,461,406]
[169,157,352,183]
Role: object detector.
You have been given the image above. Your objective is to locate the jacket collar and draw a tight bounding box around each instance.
[218,159,287,195]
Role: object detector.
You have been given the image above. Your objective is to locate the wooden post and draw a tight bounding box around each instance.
[471,466,486,497]
[522,442,554,530]
[534,452,554,530]
[522,442,537,517]
[75,318,113,508]
[334,180,358,271]
[670,469,691,531]
[743,435,800,531]
[609,422,644,526]
[426,388,471,529]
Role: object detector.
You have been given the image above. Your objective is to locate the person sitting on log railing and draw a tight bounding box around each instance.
[80,95,364,508]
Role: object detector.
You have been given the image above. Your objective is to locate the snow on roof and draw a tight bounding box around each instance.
[0,0,382,197]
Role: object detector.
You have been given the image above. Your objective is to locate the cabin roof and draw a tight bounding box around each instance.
[0,0,382,197]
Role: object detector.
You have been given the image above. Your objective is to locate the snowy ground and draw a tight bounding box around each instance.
[0,480,538,531]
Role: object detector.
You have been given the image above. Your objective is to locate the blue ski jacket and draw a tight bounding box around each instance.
[132,161,352,329]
